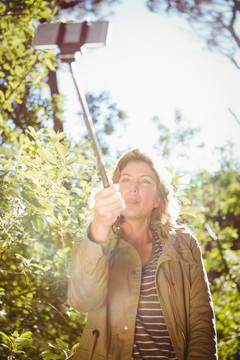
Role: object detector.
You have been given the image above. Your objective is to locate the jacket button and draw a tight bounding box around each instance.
[130,269,136,275]
[124,324,129,331]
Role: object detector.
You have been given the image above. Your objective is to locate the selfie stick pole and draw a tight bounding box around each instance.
[70,61,110,188]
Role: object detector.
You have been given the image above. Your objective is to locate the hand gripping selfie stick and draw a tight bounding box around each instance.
[33,21,111,188]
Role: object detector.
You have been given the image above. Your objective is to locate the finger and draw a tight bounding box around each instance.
[96,198,124,218]
[96,183,117,200]
[95,188,123,208]
[102,195,125,214]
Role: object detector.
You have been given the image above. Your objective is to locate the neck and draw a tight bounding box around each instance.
[120,218,152,245]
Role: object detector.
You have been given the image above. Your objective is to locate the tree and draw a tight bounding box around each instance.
[152,114,240,359]
[0,1,125,358]
[0,0,123,143]
[1,122,239,359]
[183,146,240,359]
[0,0,57,141]
[1,2,239,358]
[146,0,240,70]
[152,109,203,160]
[0,127,106,359]
[48,0,120,133]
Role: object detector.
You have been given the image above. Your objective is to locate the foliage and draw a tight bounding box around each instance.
[1,126,239,360]
[0,1,125,356]
[56,0,119,17]
[0,0,58,141]
[1,1,239,359]
[147,0,240,69]
[153,112,240,358]
[0,127,103,359]
[153,109,203,159]
[182,151,240,360]
[0,0,123,143]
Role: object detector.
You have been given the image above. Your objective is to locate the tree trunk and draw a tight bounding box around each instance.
[48,70,64,133]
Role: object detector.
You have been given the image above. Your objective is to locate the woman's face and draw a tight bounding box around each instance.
[118,161,160,221]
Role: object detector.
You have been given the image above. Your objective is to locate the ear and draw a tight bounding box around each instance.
[153,196,161,209]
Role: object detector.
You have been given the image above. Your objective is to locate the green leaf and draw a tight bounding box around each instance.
[38,148,56,165]
[20,331,32,339]
[21,188,44,210]
[165,166,173,174]
[13,331,19,337]
[179,197,191,205]
[50,190,69,206]
[0,331,11,344]
[56,338,67,350]
[2,160,15,170]
[26,126,37,139]
[31,215,44,232]
[0,4,5,12]
[55,141,69,157]
[39,81,49,88]
[42,353,62,360]
[57,132,67,141]
[71,342,80,353]
[20,157,38,168]
[0,90,5,102]
[0,146,15,157]
[45,128,57,137]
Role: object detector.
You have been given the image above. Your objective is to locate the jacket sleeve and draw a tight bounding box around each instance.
[67,229,114,312]
[187,234,218,359]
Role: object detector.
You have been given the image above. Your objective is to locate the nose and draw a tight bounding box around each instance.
[130,182,138,193]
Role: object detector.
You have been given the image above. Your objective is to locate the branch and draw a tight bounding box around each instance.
[9,276,68,300]
[228,55,240,70]
[33,298,69,321]
[217,48,240,70]
[48,70,64,133]
[205,224,240,294]
[228,107,240,126]
[224,0,240,49]
[0,54,40,113]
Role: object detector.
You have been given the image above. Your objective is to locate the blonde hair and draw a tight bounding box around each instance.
[112,149,180,227]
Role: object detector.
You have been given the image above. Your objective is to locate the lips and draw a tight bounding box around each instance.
[126,197,139,205]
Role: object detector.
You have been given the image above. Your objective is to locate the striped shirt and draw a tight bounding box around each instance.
[132,231,177,360]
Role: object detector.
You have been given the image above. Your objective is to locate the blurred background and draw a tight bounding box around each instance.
[0,1,239,359]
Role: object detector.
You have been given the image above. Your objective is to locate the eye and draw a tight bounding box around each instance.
[120,177,130,183]
[141,179,151,185]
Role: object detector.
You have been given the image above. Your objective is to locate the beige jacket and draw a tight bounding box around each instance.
[68,224,218,360]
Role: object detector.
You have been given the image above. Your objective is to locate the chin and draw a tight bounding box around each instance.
[122,208,140,218]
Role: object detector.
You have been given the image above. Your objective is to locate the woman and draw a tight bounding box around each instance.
[68,149,218,360]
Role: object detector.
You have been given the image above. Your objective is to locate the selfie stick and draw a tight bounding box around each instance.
[70,61,110,188]
[33,21,111,188]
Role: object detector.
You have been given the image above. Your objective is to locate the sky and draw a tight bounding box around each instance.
[58,0,240,173]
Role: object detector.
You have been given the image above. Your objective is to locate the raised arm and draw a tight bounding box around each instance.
[68,183,125,312]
